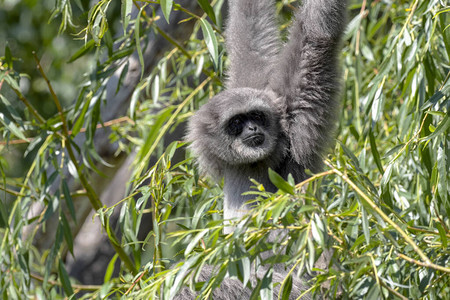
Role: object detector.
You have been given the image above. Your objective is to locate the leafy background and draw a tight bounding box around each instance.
[0,0,448,299]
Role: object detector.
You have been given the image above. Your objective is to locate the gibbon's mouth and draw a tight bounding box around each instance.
[243,133,265,147]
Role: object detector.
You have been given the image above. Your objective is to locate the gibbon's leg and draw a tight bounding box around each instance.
[226,0,281,90]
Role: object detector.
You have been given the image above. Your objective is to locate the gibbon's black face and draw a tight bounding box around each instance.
[187,88,282,177]
[225,110,269,147]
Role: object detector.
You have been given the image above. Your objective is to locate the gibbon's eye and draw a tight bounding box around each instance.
[248,111,268,127]
[226,115,245,136]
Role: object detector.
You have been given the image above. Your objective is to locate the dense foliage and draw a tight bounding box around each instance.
[0,0,449,299]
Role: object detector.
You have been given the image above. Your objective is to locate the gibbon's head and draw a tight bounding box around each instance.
[187,88,283,179]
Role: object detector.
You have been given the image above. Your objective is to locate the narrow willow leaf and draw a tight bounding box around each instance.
[311,219,324,247]
[5,42,12,68]
[121,0,132,33]
[268,168,294,195]
[160,0,173,23]
[68,40,95,63]
[371,80,384,122]
[165,140,178,161]
[104,254,119,283]
[17,252,30,281]
[71,104,89,137]
[299,205,315,213]
[185,229,208,256]
[197,0,216,24]
[436,222,448,248]
[99,282,114,299]
[62,180,76,221]
[58,259,74,296]
[105,217,120,246]
[0,162,7,226]
[280,274,293,300]
[60,213,74,256]
[138,107,174,161]
[437,145,448,203]
[44,225,63,288]
[130,81,145,120]
[344,14,362,39]
[420,115,449,142]
[169,254,201,299]
[93,2,111,45]
[307,237,315,270]
[151,74,160,103]
[380,163,393,189]
[200,18,219,68]
[369,129,384,174]
[3,71,20,90]
[361,206,370,245]
[0,112,26,140]
[259,269,273,300]
[338,140,361,169]
[135,6,145,80]
[0,94,22,123]
[241,256,251,287]
[383,144,404,159]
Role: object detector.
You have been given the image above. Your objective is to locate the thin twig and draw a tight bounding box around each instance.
[397,253,450,273]
[30,273,103,291]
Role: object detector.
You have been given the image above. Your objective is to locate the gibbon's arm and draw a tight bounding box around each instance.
[270,0,347,172]
[226,0,281,90]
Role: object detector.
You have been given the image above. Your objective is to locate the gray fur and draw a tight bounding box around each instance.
[183,0,347,298]
[176,263,312,300]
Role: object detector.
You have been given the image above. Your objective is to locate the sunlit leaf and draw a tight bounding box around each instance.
[160,0,173,23]
[200,18,219,68]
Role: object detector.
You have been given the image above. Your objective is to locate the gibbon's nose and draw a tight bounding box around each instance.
[248,125,258,132]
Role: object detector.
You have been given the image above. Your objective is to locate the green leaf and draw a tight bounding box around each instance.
[135,6,145,80]
[200,18,219,68]
[58,259,74,296]
[197,0,216,24]
[160,0,173,23]
[420,115,449,142]
[60,213,74,256]
[62,180,77,222]
[168,254,201,299]
[369,129,384,174]
[259,268,273,300]
[44,225,63,289]
[0,94,23,123]
[137,106,174,162]
[151,74,160,103]
[280,274,293,300]
[268,168,294,195]
[371,80,384,123]
[0,112,27,140]
[4,42,12,69]
[380,163,393,189]
[185,229,208,256]
[311,218,324,247]
[436,145,448,204]
[104,254,119,283]
[361,206,370,245]
[68,39,95,62]
[121,0,132,34]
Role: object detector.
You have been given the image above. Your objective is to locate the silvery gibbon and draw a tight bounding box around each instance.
[182,0,347,298]
[188,0,346,224]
